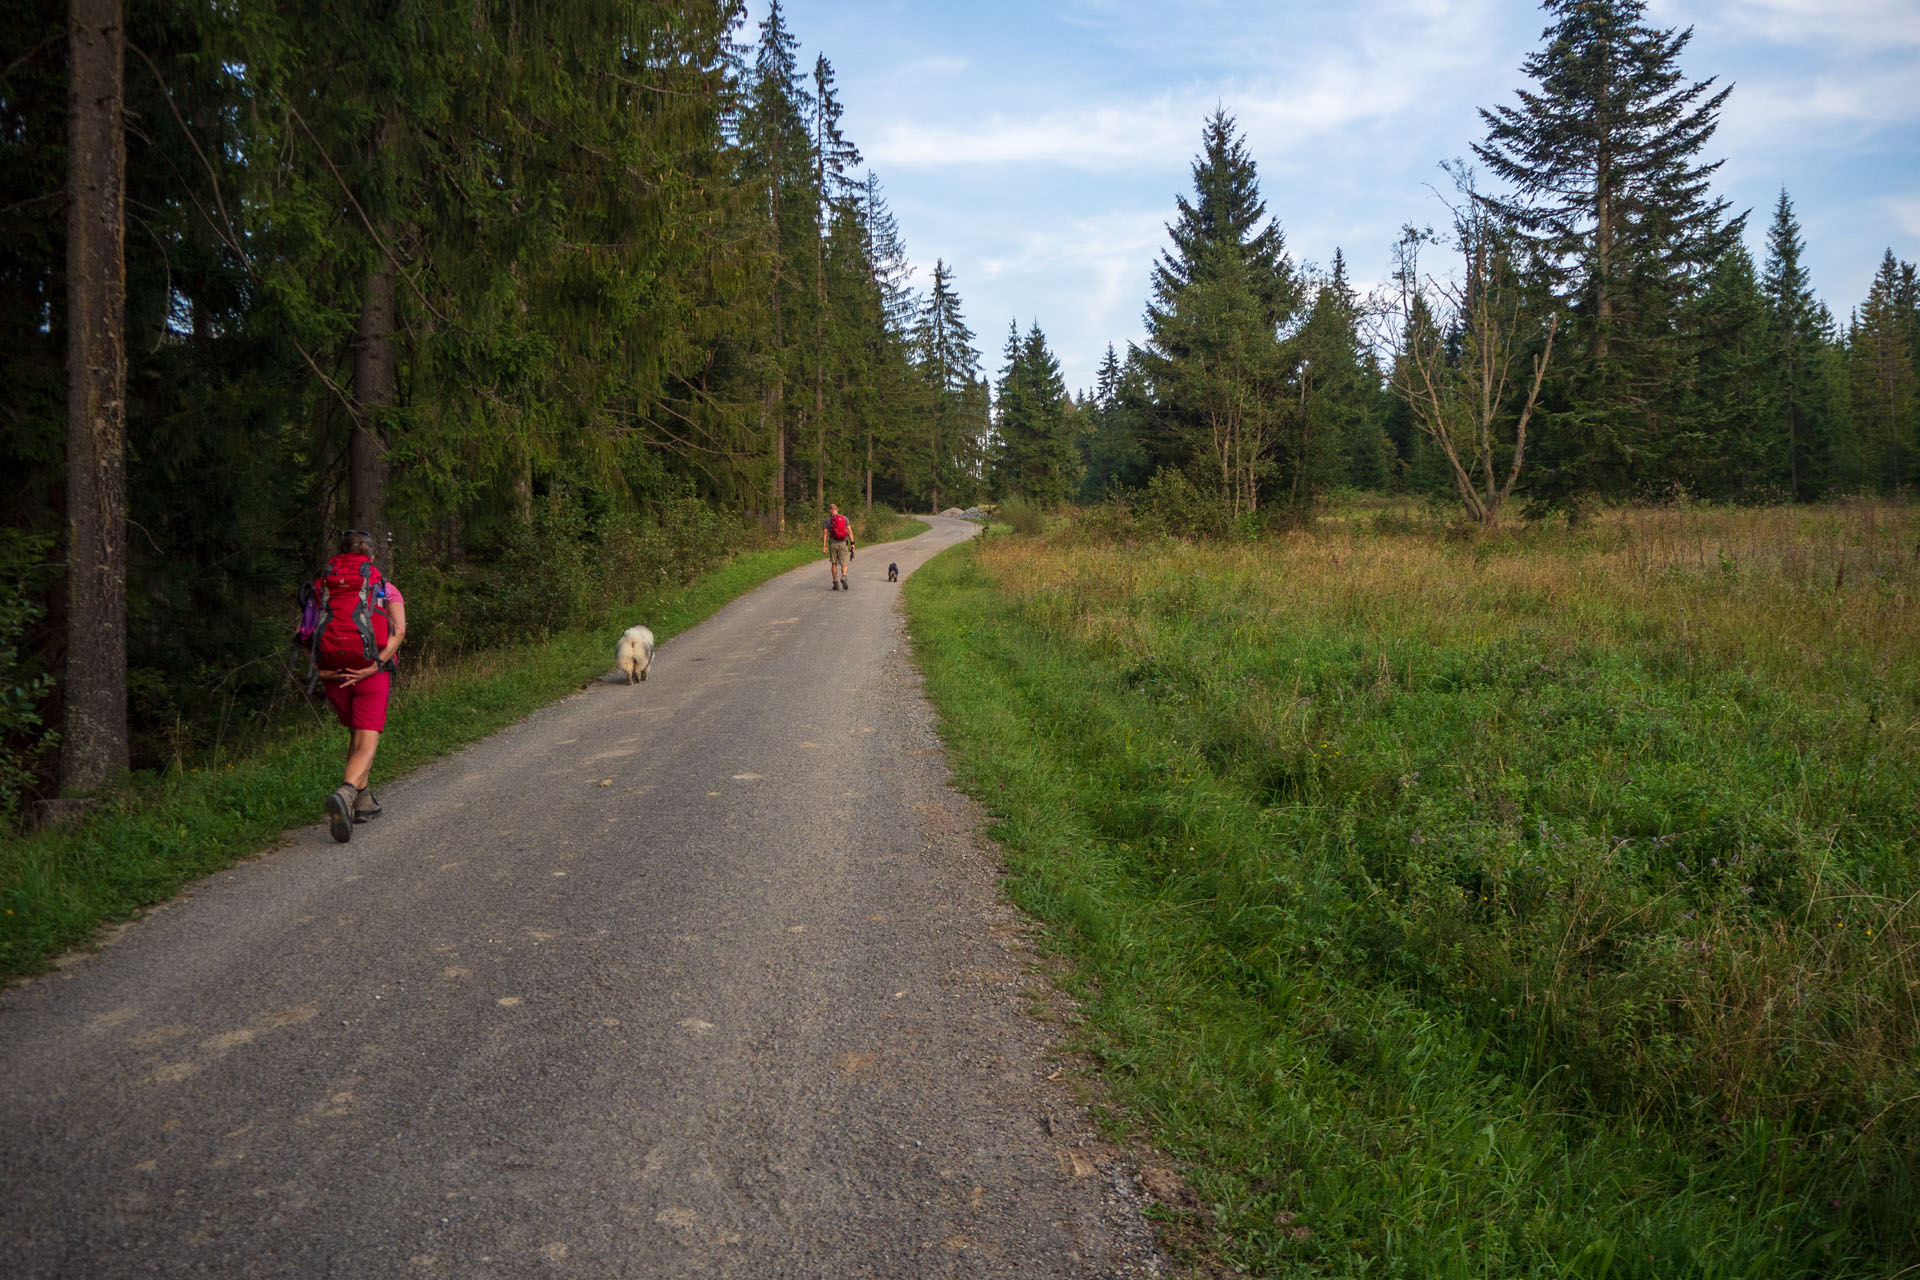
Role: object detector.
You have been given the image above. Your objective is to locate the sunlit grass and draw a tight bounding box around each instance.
[906,498,1918,1277]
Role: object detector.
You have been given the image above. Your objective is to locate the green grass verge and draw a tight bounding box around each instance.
[0,524,924,983]
[903,533,1914,1279]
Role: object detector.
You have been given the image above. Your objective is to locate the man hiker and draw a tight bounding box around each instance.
[312,530,407,842]
[823,502,855,591]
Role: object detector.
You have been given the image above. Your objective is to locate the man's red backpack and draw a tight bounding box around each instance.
[829,512,852,541]
[296,553,391,687]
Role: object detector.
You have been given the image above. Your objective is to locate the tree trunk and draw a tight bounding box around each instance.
[511,454,532,527]
[1593,135,1613,364]
[60,0,129,794]
[814,202,827,513]
[764,381,784,533]
[351,236,396,569]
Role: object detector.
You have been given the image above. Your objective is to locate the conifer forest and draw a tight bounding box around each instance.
[2,0,1916,816]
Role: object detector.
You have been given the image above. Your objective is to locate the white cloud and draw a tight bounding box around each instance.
[961,209,1167,373]
[1892,196,1920,239]
[1717,65,1920,155]
[897,54,967,78]
[867,96,1190,170]
[867,0,1507,174]
[1659,0,1920,48]
[869,55,1462,174]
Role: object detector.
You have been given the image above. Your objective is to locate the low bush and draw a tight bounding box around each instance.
[855,502,920,544]
[996,495,1049,535]
[406,491,751,660]
[0,532,56,824]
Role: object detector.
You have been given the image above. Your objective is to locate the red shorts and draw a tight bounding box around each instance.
[323,670,391,731]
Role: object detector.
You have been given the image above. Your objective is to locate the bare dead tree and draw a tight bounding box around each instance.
[1389,168,1557,528]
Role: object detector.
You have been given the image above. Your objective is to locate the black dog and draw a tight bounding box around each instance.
[887,562,899,582]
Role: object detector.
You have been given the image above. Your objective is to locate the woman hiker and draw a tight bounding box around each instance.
[312,529,407,842]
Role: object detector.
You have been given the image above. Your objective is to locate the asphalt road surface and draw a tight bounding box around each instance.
[1,517,1167,1278]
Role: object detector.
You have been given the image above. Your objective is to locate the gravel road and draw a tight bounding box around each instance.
[0,516,1168,1278]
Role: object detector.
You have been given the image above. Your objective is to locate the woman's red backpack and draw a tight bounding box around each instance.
[306,553,391,676]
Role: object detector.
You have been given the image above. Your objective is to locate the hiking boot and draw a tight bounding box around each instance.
[354,789,382,823]
[325,784,356,843]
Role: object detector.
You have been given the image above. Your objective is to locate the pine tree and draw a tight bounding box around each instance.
[913,260,982,511]
[1381,294,1440,492]
[990,320,1077,505]
[819,199,885,508]
[1761,190,1828,497]
[1076,344,1148,500]
[738,0,816,528]
[1849,251,1919,493]
[1476,0,1742,503]
[1300,250,1391,491]
[808,54,860,509]
[860,171,919,337]
[1681,244,1776,497]
[1815,305,1863,491]
[1139,110,1300,513]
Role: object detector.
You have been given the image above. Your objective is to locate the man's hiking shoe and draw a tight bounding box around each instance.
[354,789,382,823]
[325,784,357,843]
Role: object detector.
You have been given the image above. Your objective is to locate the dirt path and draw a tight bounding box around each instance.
[0,517,1166,1278]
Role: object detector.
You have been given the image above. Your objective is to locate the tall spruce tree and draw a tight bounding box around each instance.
[1849,250,1919,493]
[860,171,919,337]
[1139,110,1301,513]
[1076,344,1148,500]
[738,0,815,528]
[989,320,1077,505]
[1681,244,1776,497]
[1476,0,1741,504]
[808,54,859,508]
[855,172,922,508]
[1761,190,1828,497]
[913,260,982,511]
[820,199,884,507]
[1815,304,1864,490]
[1299,249,1391,491]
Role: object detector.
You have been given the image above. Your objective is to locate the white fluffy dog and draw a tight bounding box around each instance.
[616,625,655,684]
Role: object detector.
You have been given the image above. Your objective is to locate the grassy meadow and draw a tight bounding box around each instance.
[904,499,1918,1277]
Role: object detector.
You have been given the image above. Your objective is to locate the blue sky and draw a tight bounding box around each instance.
[748,0,1920,394]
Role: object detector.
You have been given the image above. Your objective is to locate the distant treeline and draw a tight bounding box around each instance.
[1068,1,1919,524]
